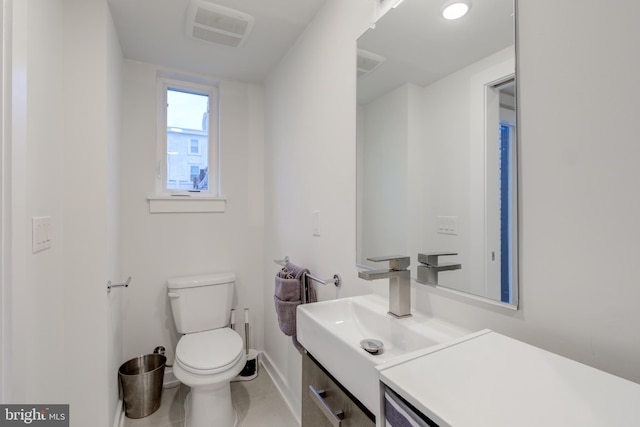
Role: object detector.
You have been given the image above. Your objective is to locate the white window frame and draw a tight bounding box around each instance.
[148,73,225,213]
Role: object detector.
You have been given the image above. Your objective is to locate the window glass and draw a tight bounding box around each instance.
[190,139,199,154]
[190,165,199,181]
[166,88,209,191]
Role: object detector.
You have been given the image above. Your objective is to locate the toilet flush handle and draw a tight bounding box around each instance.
[168,292,180,299]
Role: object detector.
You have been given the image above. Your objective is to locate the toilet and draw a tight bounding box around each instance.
[167,273,246,427]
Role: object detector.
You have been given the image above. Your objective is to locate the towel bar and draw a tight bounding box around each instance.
[107,276,131,293]
[274,257,341,287]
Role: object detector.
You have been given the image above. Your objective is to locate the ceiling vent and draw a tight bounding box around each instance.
[357,49,386,78]
[185,1,255,48]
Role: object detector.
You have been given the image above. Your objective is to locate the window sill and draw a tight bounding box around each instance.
[147,194,226,213]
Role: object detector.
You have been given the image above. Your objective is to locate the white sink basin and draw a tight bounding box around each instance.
[297,294,469,417]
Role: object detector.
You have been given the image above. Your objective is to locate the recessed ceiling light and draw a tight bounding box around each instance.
[442,1,471,20]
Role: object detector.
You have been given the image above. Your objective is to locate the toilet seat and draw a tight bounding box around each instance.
[176,328,244,375]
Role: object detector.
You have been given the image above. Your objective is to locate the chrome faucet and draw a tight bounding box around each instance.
[358,255,411,318]
[416,252,462,285]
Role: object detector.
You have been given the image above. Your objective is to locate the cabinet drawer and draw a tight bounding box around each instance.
[302,352,375,427]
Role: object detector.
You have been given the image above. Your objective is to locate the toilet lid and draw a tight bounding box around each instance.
[176,328,243,372]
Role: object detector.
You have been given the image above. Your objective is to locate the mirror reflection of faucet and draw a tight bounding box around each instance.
[358,255,412,318]
[416,252,462,285]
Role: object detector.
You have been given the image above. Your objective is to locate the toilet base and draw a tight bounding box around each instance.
[172,328,246,427]
[173,348,246,427]
[184,382,237,427]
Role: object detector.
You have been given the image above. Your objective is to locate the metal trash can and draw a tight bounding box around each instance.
[118,354,167,418]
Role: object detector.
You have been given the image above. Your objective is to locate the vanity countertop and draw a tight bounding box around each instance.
[378,330,640,426]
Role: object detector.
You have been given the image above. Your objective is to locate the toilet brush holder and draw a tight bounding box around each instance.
[234,349,258,381]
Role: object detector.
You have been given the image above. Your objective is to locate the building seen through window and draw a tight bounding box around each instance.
[166,88,210,191]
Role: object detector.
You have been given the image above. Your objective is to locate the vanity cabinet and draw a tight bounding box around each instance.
[379,330,640,426]
[302,352,375,427]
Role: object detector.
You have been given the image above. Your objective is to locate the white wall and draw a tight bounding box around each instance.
[119,60,265,366]
[264,0,640,418]
[105,3,124,421]
[0,0,11,403]
[9,0,67,403]
[409,47,514,297]
[62,1,123,425]
[359,84,409,264]
[7,1,123,426]
[263,0,375,419]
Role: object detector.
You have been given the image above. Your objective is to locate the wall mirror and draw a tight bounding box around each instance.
[356,0,518,307]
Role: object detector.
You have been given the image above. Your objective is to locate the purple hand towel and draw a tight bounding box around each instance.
[274,269,300,302]
[274,261,317,352]
[285,261,317,304]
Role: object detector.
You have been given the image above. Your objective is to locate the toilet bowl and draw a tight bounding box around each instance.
[167,273,245,427]
[173,328,246,427]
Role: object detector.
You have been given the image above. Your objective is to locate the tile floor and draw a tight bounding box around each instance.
[123,367,299,427]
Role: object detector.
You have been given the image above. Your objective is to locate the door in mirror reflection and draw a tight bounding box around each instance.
[486,78,517,304]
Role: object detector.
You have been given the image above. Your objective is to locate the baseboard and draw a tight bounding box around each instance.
[260,352,302,426]
[163,366,180,388]
[113,399,124,427]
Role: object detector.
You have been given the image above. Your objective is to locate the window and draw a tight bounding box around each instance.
[156,75,219,195]
[189,139,200,154]
[190,165,200,181]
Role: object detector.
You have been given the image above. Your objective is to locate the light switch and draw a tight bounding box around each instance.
[32,216,52,253]
[437,216,458,235]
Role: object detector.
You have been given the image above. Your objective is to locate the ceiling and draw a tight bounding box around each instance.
[358,0,515,104]
[107,0,327,82]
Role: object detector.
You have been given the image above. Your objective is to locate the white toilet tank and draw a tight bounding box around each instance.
[167,272,236,334]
